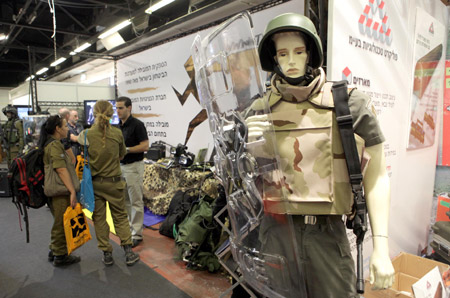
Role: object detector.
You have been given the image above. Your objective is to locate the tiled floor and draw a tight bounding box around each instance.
[109,223,232,298]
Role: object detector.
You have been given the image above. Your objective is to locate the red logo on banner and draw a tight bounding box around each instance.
[429,22,434,35]
[342,67,352,84]
[358,0,392,46]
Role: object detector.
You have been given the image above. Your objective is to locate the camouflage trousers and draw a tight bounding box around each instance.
[259,215,358,298]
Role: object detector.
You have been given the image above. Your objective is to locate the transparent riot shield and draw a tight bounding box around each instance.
[23,115,48,149]
[191,12,306,298]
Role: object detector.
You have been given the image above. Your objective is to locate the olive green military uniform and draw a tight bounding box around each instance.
[2,117,24,166]
[78,126,132,252]
[44,138,72,256]
[253,71,385,298]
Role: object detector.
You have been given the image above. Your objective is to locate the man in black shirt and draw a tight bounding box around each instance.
[117,97,149,248]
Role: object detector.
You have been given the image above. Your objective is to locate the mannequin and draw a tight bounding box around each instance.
[247,13,394,297]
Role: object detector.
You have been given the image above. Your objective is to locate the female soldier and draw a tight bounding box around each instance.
[39,115,81,267]
[78,100,139,266]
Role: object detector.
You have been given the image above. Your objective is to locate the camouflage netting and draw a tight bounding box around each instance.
[143,163,219,215]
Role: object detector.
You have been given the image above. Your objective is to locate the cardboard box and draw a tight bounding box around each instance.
[362,252,449,298]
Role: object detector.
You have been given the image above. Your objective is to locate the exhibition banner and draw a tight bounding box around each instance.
[116,0,303,158]
[407,8,445,150]
[442,60,450,165]
[328,0,409,272]
[329,0,446,275]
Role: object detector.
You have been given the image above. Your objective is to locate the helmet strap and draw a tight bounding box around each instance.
[274,64,315,86]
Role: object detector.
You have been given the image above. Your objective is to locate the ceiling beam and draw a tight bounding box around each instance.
[59,6,89,32]
[4,44,114,59]
[80,0,129,11]
[0,19,93,37]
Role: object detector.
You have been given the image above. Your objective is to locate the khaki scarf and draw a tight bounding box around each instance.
[273,68,325,103]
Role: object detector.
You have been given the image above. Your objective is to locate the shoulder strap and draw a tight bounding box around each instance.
[84,129,89,163]
[331,80,366,294]
[331,81,363,187]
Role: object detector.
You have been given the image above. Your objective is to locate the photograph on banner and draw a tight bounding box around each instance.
[407,7,445,150]
[441,59,450,165]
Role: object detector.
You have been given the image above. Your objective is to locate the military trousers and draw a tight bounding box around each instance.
[48,195,71,256]
[120,161,145,241]
[92,179,132,252]
[7,148,19,167]
[260,215,358,298]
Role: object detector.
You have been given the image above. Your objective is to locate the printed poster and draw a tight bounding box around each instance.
[408,7,445,150]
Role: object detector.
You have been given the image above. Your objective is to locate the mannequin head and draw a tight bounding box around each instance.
[272,31,308,79]
[258,13,323,74]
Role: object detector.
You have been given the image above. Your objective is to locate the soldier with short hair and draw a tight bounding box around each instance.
[2,105,24,167]
[246,13,395,297]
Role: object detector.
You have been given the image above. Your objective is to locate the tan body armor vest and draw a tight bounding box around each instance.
[254,82,370,215]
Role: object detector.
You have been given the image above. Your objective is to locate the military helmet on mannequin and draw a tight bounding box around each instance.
[2,104,17,117]
[258,13,323,73]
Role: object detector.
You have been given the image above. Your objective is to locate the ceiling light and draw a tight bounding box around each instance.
[36,67,48,75]
[25,75,35,81]
[98,20,131,39]
[50,57,67,67]
[145,0,175,14]
[70,42,92,55]
[0,33,8,41]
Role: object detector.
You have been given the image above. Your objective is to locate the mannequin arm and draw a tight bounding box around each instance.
[363,143,395,289]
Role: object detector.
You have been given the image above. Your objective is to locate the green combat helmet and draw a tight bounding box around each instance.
[258,13,324,73]
[2,104,17,118]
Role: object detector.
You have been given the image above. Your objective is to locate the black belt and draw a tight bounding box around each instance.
[92,176,122,182]
[295,215,342,225]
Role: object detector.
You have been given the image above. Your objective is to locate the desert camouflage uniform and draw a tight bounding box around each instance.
[143,163,219,215]
[251,70,384,298]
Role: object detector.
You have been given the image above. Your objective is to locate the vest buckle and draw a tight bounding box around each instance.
[304,215,317,225]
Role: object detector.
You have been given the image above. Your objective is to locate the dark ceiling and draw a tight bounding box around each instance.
[0,0,228,88]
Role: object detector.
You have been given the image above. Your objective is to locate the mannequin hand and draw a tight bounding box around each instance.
[245,114,271,141]
[369,248,395,290]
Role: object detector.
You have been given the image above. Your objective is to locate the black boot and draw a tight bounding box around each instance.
[123,245,140,266]
[102,251,114,266]
[53,254,81,267]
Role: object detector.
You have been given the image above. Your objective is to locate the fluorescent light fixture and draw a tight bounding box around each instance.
[98,20,131,39]
[0,33,8,41]
[70,51,76,55]
[70,42,92,55]
[36,67,48,75]
[50,57,67,67]
[145,0,175,14]
[25,75,35,81]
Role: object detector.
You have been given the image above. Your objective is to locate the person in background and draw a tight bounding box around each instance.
[2,105,23,167]
[58,108,76,165]
[68,110,83,157]
[78,100,140,266]
[39,115,80,267]
[116,96,149,248]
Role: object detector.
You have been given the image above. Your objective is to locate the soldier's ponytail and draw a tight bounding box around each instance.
[93,100,113,147]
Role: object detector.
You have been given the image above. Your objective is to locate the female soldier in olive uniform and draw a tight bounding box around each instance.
[78,100,139,266]
[39,115,81,267]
